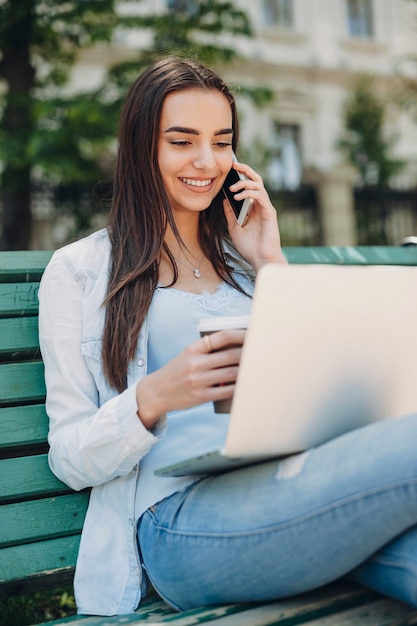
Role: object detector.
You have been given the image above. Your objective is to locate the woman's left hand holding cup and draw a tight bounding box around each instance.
[135,329,245,430]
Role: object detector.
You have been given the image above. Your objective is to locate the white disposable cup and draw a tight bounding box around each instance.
[197,315,250,413]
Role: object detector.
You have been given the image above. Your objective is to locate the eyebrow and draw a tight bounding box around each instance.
[163,126,233,136]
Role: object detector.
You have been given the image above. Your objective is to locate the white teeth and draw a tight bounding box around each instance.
[180,178,212,187]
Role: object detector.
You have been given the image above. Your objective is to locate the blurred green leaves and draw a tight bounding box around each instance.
[0,0,255,248]
[337,75,404,187]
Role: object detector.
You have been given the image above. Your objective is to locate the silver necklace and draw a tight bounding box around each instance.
[173,254,205,278]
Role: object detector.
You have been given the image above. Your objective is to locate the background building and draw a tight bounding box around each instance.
[43,0,417,246]
[231,0,417,188]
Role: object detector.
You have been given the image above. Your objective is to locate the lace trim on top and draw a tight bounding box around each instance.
[156,279,252,316]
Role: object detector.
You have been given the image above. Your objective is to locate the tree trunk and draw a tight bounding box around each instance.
[0,1,35,250]
[1,165,32,250]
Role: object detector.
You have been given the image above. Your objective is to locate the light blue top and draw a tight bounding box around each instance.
[135,281,253,517]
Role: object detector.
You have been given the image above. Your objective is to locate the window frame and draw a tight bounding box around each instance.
[261,0,294,30]
[166,0,199,14]
[346,0,374,39]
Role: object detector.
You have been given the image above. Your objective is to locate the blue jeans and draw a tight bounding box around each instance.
[138,413,417,610]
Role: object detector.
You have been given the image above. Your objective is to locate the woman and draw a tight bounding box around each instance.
[39,56,417,617]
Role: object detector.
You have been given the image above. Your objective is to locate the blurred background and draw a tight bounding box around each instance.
[1,0,417,251]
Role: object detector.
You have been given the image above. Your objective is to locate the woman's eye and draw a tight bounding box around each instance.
[216,142,232,148]
[171,140,190,146]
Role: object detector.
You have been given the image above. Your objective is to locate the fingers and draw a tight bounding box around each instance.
[192,335,243,405]
[199,329,246,354]
[229,163,262,195]
[228,176,262,200]
[197,334,244,385]
[203,334,213,352]
[232,161,262,182]
[225,164,272,216]
[143,331,246,417]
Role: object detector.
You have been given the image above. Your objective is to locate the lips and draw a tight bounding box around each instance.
[180,177,213,187]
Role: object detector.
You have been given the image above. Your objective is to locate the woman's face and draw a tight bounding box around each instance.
[158,88,234,220]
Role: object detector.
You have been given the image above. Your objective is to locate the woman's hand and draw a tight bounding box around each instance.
[223,161,287,272]
[135,330,246,429]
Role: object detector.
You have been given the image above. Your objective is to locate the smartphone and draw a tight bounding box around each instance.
[222,153,254,226]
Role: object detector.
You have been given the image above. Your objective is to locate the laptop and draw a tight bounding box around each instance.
[155,263,417,477]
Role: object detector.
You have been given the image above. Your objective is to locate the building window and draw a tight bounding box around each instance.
[166,0,199,13]
[261,0,294,29]
[267,124,302,191]
[346,0,374,38]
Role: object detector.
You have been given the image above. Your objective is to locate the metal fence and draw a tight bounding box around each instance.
[24,183,417,249]
[271,186,417,247]
[270,185,322,247]
[354,188,417,245]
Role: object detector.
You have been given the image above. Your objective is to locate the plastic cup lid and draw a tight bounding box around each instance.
[197,315,250,332]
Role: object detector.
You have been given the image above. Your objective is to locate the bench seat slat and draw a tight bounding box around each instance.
[37,592,176,625]
[0,454,70,503]
[0,493,89,548]
[34,582,381,626]
[0,404,48,449]
[304,597,417,625]
[0,361,45,404]
[0,282,40,316]
[0,317,39,353]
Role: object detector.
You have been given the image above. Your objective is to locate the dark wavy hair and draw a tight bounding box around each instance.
[103,55,247,392]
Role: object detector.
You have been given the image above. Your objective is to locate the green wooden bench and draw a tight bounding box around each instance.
[3,246,417,626]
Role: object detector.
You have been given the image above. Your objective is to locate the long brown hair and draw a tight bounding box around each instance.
[103,55,248,392]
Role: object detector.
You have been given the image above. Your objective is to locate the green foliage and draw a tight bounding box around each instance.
[0,586,76,626]
[0,0,254,184]
[29,94,119,182]
[337,75,404,186]
[136,0,251,62]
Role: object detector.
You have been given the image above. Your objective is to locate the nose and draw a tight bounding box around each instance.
[193,144,216,170]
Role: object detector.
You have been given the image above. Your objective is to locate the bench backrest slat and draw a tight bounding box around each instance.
[0,317,40,353]
[0,361,46,405]
[0,251,53,283]
[0,405,48,450]
[0,535,81,595]
[1,454,71,504]
[285,245,417,265]
[1,493,89,548]
[0,283,42,317]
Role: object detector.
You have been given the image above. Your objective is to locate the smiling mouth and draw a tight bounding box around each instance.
[180,177,213,188]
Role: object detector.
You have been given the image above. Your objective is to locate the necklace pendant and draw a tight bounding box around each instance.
[194,268,201,278]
